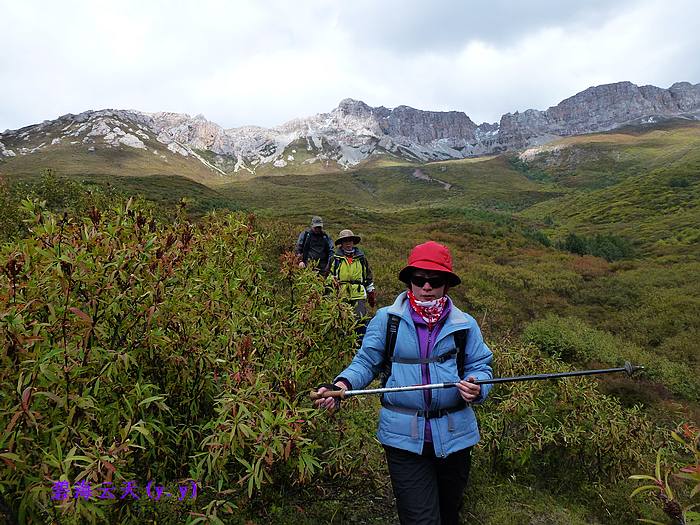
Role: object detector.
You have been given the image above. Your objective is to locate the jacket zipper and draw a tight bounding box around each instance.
[428,326,445,458]
[426,326,446,457]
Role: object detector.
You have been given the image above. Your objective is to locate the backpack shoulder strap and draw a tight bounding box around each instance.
[301,230,311,259]
[381,314,401,387]
[454,329,468,378]
[331,253,342,277]
[359,254,368,283]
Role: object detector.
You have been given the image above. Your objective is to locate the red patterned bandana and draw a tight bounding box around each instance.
[407,289,448,329]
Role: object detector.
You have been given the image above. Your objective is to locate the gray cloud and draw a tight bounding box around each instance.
[1,0,699,132]
[333,0,640,53]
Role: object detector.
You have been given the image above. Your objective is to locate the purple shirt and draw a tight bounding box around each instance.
[410,299,452,442]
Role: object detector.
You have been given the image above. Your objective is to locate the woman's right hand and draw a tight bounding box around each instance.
[313,382,347,412]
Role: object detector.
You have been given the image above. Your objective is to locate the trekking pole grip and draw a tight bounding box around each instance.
[309,390,346,400]
[309,383,346,401]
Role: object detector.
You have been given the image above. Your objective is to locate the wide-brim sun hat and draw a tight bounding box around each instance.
[335,229,361,246]
[398,241,461,287]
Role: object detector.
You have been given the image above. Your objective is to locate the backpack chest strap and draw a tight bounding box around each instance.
[391,348,457,365]
[381,313,468,387]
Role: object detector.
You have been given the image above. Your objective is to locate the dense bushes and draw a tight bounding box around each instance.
[557,232,634,261]
[480,342,655,482]
[0,179,26,241]
[0,170,130,242]
[0,202,360,523]
[522,315,700,401]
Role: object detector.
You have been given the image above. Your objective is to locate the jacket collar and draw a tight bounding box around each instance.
[388,291,469,334]
[335,247,363,257]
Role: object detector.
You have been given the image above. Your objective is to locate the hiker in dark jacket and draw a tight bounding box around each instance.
[295,216,334,276]
[314,241,493,525]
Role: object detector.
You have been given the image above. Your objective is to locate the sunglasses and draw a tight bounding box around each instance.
[410,275,446,288]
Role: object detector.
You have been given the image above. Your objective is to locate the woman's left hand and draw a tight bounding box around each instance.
[456,376,481,403]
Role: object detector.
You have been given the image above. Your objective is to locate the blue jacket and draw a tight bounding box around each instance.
[336,291,493,457]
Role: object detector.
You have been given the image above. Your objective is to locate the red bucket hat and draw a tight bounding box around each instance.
[398,241,461,287]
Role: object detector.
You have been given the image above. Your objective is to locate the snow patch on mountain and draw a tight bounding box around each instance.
[3,81,700,176]
[167,142,190,156]
[519,143,569,161]
[1,140,17,157]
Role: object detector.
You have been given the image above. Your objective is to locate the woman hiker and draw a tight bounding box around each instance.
[314,240,493,525]
[328,229,376,339]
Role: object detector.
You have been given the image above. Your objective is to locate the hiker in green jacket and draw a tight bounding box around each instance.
[329,229,376,335]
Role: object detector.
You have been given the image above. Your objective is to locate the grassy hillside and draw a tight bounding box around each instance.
[0,119,227,185]
[222,121,700,417]
[218,154,560,225]
[1,121,699,524]
[517,121,700,258]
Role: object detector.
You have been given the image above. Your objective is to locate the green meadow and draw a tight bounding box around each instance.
[1,121,698,524]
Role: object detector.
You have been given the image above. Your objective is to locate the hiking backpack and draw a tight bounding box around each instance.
[301,229,331,261]
[380,314,467,388]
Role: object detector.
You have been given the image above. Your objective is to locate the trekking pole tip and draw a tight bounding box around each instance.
[624,361,644,376]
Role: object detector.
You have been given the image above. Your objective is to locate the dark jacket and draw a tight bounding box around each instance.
[295,229,334,272]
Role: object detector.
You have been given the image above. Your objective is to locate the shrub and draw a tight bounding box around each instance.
[522,316,700,401]
[630,423,700,524]
[479,342,656,483]
[523,228,552,247]
[0,180,26,241]
[0,169,137,242]
[557,232,635,261]
[668,177,690,188]
[0,201,360,523]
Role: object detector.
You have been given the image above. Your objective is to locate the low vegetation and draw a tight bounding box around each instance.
[1,121,698,523]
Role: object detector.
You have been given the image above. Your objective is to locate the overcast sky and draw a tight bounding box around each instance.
[2,0,699,132]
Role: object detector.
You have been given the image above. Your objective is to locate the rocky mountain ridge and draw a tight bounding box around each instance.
[2,80,699,174]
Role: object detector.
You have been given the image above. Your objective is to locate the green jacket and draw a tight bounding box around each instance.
[330,248,374,301]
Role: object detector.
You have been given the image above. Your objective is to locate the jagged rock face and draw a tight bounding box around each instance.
[151,112,236,155]
[497,109,554,150]
[0,140,17,157]
[497,81,700,149]
[246,98,487,166]
[156,81,700,167]
[548,82,682,132]
[3,81,700,173]
[333,99,390,135]
[382,106,477,143]
[668,81,700,111]
[0,109,159,159]
[329,99,478,144]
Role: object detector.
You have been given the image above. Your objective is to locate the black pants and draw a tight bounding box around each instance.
[384,444,472,525]
[350,299,368,343]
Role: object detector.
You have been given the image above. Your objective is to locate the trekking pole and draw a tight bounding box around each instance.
[310,361,644,400]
